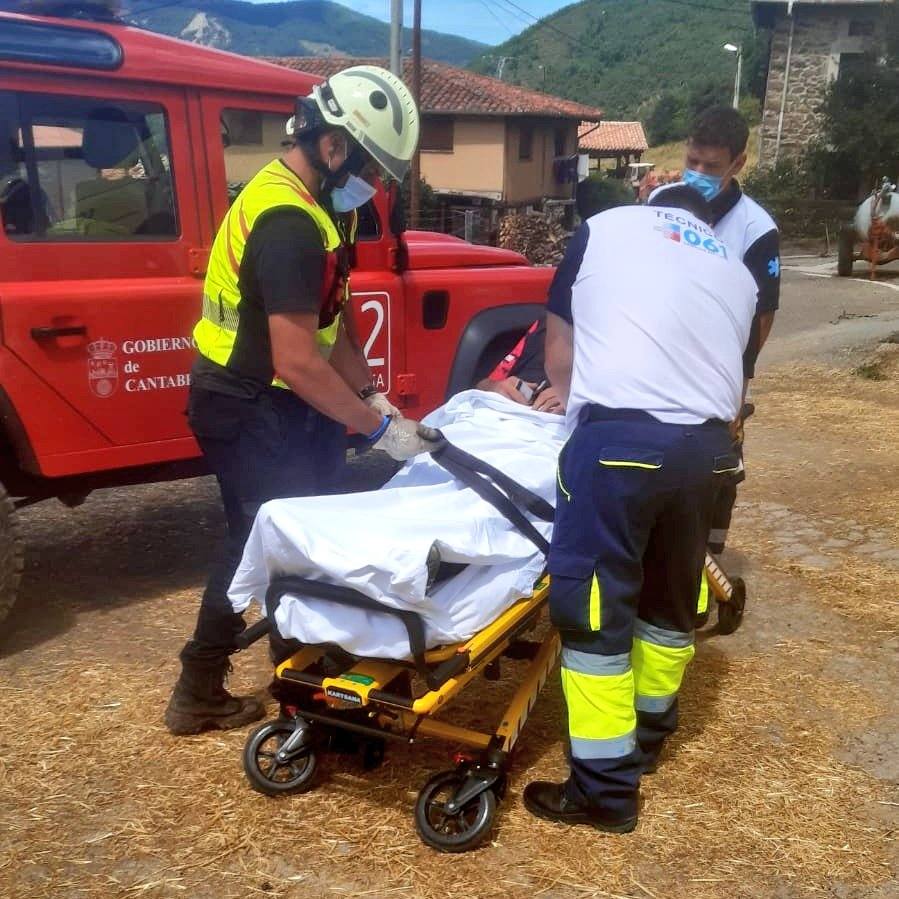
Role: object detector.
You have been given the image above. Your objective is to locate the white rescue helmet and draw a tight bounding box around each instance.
[289,65,420,183]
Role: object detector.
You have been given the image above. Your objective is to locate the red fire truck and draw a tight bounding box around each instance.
[0,8,553,622]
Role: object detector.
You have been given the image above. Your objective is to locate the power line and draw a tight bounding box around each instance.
[125,0,184,18]
[495,0,590,47]
[474,0,519,39]
[491,0,542,32]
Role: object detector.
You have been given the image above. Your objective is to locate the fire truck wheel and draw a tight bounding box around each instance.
[837,225,855,277]
[0,484,23,627]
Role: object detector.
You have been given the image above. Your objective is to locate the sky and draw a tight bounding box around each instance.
[248,0,573,46]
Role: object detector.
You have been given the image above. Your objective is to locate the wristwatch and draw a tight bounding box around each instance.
[358,384,378,400]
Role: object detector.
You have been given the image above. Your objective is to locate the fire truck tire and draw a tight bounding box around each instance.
[837,225,855,277]
[0,483,23,626]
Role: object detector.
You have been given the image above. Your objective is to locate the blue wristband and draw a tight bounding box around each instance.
[366,415,390,443]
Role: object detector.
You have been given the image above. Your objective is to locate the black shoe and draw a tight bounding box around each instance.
[164,650,265,736]
[522,781,637,833]
[164,683,264,735]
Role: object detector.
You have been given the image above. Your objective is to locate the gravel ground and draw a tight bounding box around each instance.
[1,269,897,899]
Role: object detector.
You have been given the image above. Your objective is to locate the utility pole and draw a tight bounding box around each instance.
[390,0,403,77]
[410,0,422,228]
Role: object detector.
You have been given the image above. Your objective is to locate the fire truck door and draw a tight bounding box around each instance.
[0,84,204,461]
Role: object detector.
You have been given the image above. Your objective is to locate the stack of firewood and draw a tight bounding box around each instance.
[497,211,568,265]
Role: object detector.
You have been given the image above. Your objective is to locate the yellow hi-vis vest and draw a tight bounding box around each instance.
[194,159,346,383]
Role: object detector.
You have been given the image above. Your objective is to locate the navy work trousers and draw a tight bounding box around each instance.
[183,385,346,661]
[548,405,736,822]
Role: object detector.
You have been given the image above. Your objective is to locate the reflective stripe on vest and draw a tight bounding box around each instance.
[194,159,345,380]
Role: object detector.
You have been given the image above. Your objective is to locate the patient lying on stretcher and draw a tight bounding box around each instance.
[228,389,570,659]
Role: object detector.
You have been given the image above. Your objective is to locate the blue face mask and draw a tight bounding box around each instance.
[683,168,724,201]
[331,174,377,213]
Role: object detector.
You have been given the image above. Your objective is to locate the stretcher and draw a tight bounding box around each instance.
[235,434,747,852]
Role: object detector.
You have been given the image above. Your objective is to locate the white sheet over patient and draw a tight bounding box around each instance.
[228,390,570,658]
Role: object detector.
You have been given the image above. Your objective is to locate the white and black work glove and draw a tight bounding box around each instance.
[363,390,403,419]
[371,416,441,461]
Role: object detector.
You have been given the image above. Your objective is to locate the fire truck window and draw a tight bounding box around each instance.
[221,109,291,203]
[0,91,177,241]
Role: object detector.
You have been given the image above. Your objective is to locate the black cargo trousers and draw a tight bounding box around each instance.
[181,384,346,663]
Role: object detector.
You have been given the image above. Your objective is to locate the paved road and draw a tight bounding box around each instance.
[761,262,899,368]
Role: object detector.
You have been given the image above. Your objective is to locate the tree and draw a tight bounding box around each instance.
[575,174,635,219]
[809,5,899,199]
[646,93,684,145]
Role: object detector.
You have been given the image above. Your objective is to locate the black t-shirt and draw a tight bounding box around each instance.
[487,318,549,385]
[193,205,326,397]
[507,319,548,383]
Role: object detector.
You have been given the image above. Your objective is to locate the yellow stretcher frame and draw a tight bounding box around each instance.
[273,575,559,755]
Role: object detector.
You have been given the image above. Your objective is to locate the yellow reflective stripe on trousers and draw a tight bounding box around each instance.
[589,573,601,631]
[631,623,695,714]
[561,665,636,758]
[556,462,571,502]
[697,570,709,615]
[598,461,662,470]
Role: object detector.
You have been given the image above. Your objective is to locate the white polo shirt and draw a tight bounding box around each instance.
[652,181,781,378]
[547,205,758,426]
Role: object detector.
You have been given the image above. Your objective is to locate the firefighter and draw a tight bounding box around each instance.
[165,66,437,736]
[523,186,758,831]
[680,106,781,557]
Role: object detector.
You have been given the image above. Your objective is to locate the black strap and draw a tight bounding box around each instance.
[429,435,552,555]
[264,575,433,684]
[431,438,554,522]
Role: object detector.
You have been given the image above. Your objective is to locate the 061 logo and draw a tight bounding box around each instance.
[87,338,118,398]
[656,223,729,259]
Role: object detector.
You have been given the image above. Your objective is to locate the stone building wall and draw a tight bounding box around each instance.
[758,4,884,167]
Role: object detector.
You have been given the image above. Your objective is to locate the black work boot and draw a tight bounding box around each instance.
[164,647,264,736]
[523,781,637,833]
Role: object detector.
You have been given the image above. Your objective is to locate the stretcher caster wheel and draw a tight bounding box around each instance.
[243,720,318,796]
[414,770,497,853]
[717,577,746,636]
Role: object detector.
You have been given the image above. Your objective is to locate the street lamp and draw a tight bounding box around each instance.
[723,42,742,110]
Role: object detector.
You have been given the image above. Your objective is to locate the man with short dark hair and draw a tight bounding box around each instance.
[523,185,757,832]
[682,105,780,555]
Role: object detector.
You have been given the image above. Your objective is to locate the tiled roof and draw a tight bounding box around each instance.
[578,121,648,154]
[269,57,603,121]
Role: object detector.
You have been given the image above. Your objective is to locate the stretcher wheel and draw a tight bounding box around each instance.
[414,770,497,853]
[243,720,318,796]
[716,577,746,635]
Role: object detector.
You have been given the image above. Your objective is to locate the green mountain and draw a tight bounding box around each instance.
[470,0,767,139]
[125,0,487,65]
